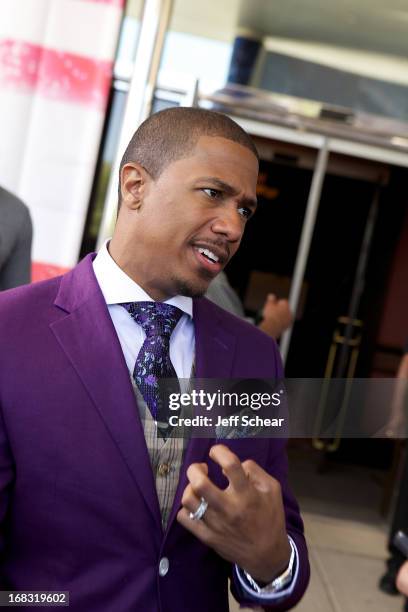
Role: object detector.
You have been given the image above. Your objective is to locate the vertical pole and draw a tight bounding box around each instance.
[97,0,174,248]
[334,184,381,377]
[280,138,329,363]
[183,78,200,107]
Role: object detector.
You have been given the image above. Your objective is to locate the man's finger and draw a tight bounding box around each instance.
[186,463,224,512]
[181,483,203,514]
[209,445,248,492]
[177,507,213,543]
[190,462,209,475]
[241,459,274,492]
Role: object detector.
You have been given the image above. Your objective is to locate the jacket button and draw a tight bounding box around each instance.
[159,557,169,577]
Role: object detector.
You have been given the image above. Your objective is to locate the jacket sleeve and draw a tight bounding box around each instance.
[230,340,310,610]
[230,436,310,611]
[0,403,15,587]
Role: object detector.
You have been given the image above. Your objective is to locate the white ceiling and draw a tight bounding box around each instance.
[237,0,408,58]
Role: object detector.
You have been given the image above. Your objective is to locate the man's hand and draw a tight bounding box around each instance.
[177,444,291,583]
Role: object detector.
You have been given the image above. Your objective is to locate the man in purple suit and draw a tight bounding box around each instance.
[0,108,309,610]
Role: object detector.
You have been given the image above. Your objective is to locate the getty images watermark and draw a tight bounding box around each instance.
[157,380,289,438]
[159,378,407,440]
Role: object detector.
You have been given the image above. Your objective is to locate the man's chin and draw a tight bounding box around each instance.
[172,275,213,298]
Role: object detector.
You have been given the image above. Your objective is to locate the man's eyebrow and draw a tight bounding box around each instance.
[196,176,258,209]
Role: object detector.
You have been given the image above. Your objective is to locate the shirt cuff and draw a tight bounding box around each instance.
[234,535,299,601]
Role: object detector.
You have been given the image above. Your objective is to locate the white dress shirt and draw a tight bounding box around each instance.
[93,240,195,378]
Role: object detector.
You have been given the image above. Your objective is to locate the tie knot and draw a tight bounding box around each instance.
[122,301,183,338]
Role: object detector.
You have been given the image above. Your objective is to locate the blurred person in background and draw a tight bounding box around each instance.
[258,292,293,339]
[397,561,408,611]
[0,186,32,290]
[379,341,408,603]
[206,270,293,339]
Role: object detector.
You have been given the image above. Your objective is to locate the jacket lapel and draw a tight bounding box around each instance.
[50,255,162,529]
[165,297,237,533]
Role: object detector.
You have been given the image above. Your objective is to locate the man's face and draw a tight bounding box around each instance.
[114,135,258,300]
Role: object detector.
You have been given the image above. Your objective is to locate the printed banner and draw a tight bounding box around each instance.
[0,0,123,272]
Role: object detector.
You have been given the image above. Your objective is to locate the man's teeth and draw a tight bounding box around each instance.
[197,247,219,263]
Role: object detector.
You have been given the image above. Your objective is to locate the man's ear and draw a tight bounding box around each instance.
[120,162,148,210]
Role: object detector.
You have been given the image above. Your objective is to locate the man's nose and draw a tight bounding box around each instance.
[210,206,243,243]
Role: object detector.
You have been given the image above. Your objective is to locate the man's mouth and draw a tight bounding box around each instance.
[197,247,219,264]
[191,244,227,274]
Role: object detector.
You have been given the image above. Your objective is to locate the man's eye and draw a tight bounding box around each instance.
[238,207,252,219]
[202,188,221,199]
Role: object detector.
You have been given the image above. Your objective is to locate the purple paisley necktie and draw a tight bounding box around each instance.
[122,301,183,437]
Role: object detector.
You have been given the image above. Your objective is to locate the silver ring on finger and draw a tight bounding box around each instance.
[189,497,208,521]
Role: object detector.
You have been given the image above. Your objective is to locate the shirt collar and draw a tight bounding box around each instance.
[93,239,193,318]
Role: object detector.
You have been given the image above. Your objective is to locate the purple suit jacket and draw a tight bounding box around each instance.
[0,255,309,611]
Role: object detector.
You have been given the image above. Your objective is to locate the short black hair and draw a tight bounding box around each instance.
[117,107,258,207]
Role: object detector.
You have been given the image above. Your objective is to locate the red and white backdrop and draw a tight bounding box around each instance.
[0,0,124,281]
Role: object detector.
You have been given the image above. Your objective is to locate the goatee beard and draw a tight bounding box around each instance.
[172,276,210,298]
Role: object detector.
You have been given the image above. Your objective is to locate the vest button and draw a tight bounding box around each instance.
[158,463,170,477]
[159,557,169,577]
